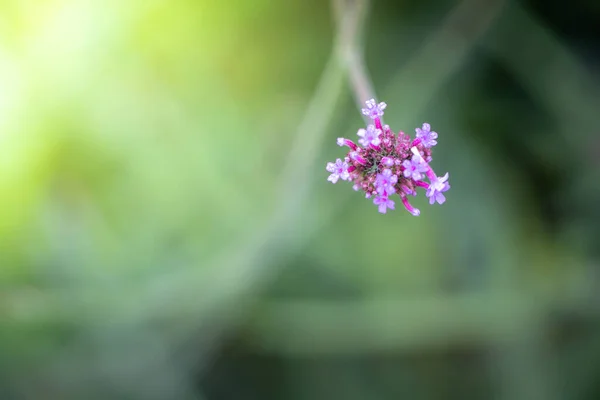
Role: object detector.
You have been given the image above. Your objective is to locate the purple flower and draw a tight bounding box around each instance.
[361,99,387,120]
[415,123,438,148]
[380,157,394,167]
[375,168,397,195]
[402,154,428,181]
[357,125,381,147]
[426,173,450,204]
[326,158,350,184]
[373,195,395,214]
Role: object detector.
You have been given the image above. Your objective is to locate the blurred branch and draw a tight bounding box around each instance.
[386,0,507,122]
[482,2,600,294]
[483,1,600,146]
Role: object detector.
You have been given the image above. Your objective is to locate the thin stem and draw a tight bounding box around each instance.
[332,0,378,123]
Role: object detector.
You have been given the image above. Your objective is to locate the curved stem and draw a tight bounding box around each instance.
[332,0,378,124]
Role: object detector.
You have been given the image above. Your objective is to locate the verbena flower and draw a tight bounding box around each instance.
[357,125,382,147]
[375,168,397,195]
[373,195,395,214]
[326,99,450,216]
[326,158,350,184]
[361,99,387,120]
[380,156,394,167]
[415,123,438,148]
[402,154,428,181]
[426,172,450,205]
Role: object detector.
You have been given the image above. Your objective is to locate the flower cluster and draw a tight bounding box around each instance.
[326,99,450,216]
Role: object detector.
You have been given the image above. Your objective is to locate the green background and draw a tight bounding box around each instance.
[1,0,599,399]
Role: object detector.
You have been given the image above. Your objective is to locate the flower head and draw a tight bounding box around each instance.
[415,123,438,148]
[361,99,387,120]
[326,99,449,216]
[357,125,381,147]
[326,158,350,184]
[426,173,450,204]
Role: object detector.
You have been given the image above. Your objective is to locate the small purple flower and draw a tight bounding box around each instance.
[415,123,438,148]
[402,154,428,181]
[326,158,350,184]
[426,173,450,204]
[357,125,381,147]
[380,157,394,167]
[373,195,395,214]
[375,168,397,195]
[361,99,387,120]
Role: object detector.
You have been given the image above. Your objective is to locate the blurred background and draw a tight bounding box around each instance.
[1,0,599,399]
